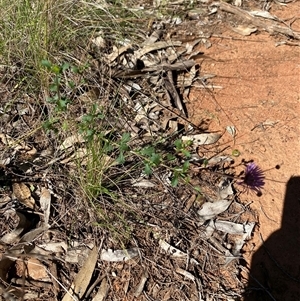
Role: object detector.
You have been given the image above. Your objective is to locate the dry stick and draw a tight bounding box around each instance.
[218,1,300,40]
[163,68,187,117]
[113,59,195,78]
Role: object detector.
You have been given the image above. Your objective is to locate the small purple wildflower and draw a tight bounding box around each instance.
[238,162,265,194]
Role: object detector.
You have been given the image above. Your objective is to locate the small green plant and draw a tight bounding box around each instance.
[116,133,131,164]
[41,60,78,112]
[171,160,190,187]
[40,59,88,133]
[174,139,192,159]
[127,138,194,187]
[79,104,105,141]
[138,146,163,176]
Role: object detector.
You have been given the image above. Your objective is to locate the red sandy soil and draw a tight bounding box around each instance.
[188,2,300,300]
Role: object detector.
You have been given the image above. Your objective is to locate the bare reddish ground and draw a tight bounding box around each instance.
[188,2,300,300]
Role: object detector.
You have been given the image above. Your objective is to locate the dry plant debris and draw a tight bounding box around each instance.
[0,0,299,300]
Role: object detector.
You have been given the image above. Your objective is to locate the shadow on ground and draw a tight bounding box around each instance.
[244,176,300,301]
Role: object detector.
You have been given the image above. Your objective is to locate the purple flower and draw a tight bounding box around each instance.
[238,162,265,194]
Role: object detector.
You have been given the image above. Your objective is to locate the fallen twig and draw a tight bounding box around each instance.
[218,2,300,40]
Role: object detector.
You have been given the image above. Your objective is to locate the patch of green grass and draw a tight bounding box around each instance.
[0,0,147,94]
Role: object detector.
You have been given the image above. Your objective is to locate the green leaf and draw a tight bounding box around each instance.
[121,132,131,143]
[86,129,95,138]
[96,112,105,120]
[119,143,129,152]
[203,158,209,167]
[150,153,161,166]
[71,66,80,73]
[41,59,52,69]
[182,160,190,173]
[42,118,58,132]
[104,143,114,153]
[117,152,125,164]
[52,94,59,101]
[42,120,53,130]
[166,154,176,162]
[54,75,61,85]
[57,98,69,110]
[68,81,75,89]
[49,83,58,92]
[174,139,183,150]
[182,149,191,158]
[140,146,155,156]
[171,176,179,187]
[46,96,54,103]
[144,163,152,176]
[82,114,93,123]
[184,139,193,147]
[62,62,70,72]
[194,186,201,193]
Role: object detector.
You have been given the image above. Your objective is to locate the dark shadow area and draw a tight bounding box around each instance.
[244,176,300,301]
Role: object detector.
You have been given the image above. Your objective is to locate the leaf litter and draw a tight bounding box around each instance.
[1,0,298,300]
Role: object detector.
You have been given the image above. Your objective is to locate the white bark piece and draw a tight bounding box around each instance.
[218,180,233,200]
[207,220,255,256]
[197,199,232,224]
[159,239,186,258]
[182,133,221,146]
[226,125,236,137]
[100,248,138,262]
[249,10,277,20]
[131,179,155,188]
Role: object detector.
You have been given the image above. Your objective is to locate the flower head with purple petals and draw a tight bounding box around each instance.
[238,162,265,194]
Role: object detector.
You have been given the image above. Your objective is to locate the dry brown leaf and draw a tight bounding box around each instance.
[113,59,195,78]
[232,25,257,36]
[134,41,182,59]
[20,224,50,243]
[92,35,106,48]
[175,268,195,281]
[38,242,68,254]
[39,187,51,225]
[0,133,34,152]
[59,134,85,151]
[1,211,32,244]
[105,44,132,63]
[168,120,178,134]
[219,1,300,39]
[62,246,98,301]
[60,148,87,165]
[15,258,49,281]
[12,183,35,210]
[163,70,186,116]
[131,179,155,188]
[92,278,109,301]
[134,272,148,297]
